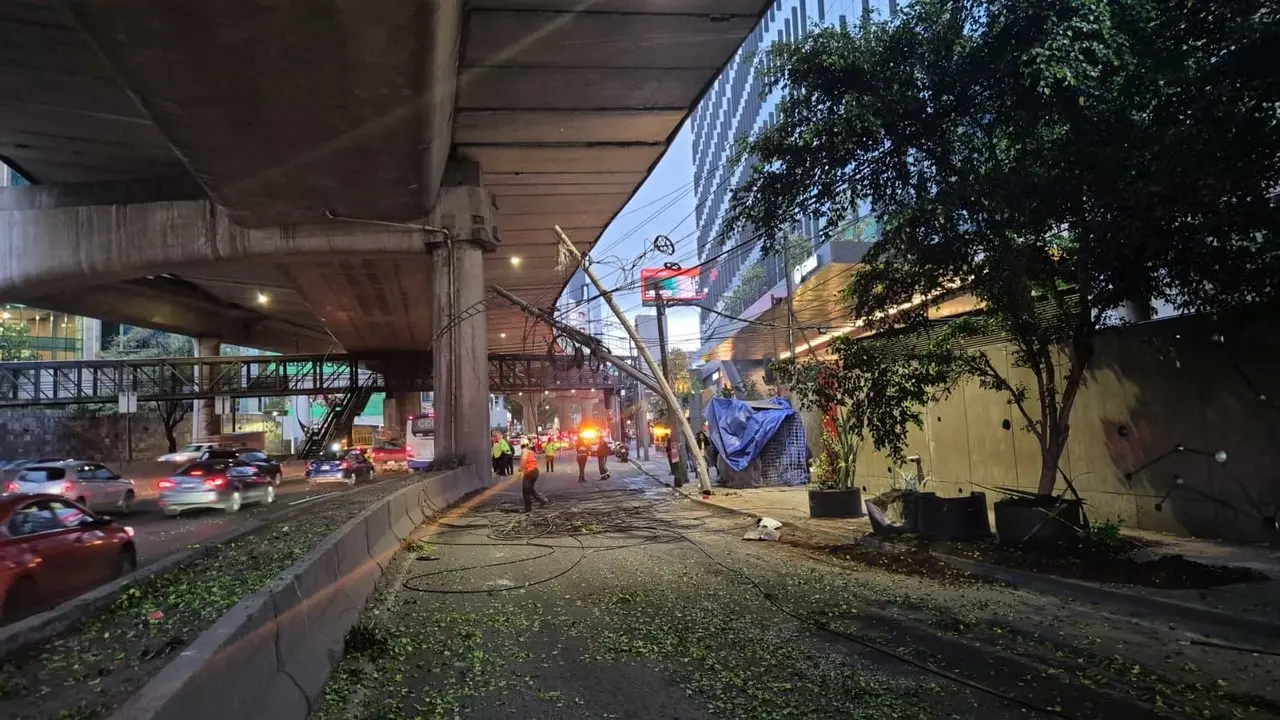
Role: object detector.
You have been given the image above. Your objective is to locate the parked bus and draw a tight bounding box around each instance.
[405,411,435,472]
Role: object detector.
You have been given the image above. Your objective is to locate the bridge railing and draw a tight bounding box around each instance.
[0,352,624,407]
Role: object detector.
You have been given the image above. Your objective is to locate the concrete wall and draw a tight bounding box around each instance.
[0,410,192,463]
[110,466,489,720]
[849,314,1280,544]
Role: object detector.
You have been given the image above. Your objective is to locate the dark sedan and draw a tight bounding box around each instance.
[198,447,283,485]
[0,493,136,622]
[306,448,376,487]
[157,460,276,516]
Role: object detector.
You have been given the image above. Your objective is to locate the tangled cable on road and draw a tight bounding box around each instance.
[402,488,715,595]
[406,477,1070,718]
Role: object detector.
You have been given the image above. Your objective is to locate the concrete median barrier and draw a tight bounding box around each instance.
[109,465,489,720]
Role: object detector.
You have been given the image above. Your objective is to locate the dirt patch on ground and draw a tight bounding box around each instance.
[780,532,994,586]
[938,537,1268,589]
[0,473,427,720]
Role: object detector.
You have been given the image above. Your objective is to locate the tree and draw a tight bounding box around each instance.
[0,320,36,362]
[103,329,195,453]
[775,339,956,489]
[731,0,1280,495]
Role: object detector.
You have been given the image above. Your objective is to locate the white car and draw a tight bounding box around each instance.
[157,443,220,464]
[7,460,138,514]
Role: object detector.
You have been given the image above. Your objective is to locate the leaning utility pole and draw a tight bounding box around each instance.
[489,284,663,396]
[552,226,712,493]
[653,285,689,488]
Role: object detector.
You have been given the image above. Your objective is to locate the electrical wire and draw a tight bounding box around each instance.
[404,473,1071,718]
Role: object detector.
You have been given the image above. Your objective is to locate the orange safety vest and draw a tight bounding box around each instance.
[522,449,539,472]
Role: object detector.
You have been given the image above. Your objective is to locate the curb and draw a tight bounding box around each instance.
[934,552,1280,640]
[109,465,489,720]
[637,461,901,554]
[636,458,1279,640]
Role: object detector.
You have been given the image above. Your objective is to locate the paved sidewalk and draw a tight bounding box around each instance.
[631,465,1280,636]
[629,457,873,542]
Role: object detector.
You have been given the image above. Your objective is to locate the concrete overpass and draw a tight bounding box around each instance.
[0,0,769,477]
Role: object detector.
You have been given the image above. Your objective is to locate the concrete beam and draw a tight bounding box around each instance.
[0,177,206,211]
[23,282,332,355]
[0,199,425,298]
[422,0,465,214]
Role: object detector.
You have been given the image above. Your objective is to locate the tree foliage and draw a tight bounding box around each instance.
[733,0,1280,494]
[0,320,36,362]
[103,329,195,453]
[775,338,956,490]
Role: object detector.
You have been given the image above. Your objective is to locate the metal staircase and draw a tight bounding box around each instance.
[298,380,375,459]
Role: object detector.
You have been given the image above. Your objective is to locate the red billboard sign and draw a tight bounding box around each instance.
[640,267,704,306]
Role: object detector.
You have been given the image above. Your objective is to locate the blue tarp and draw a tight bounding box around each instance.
[705,397,798,473]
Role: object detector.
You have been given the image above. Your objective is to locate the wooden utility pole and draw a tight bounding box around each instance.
[552,226,712,493]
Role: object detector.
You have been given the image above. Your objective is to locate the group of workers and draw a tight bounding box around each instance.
[491,431,614,513]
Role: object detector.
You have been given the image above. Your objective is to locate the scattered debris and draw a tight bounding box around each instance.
[744,517,783,541]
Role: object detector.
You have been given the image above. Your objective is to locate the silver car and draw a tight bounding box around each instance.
[156,442,221,465]
[8,461,138,513]
[158,460,276,517]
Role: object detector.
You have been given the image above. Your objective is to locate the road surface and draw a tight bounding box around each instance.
[121,474,409,565]
[312,463,1279,720]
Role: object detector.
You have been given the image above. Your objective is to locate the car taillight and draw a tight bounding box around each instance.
[405,445,415,459]
[339,460,352,470]
[158,479,176,490]
[188,468,205,476]
[4,480,17,493]
[204,475,228,489]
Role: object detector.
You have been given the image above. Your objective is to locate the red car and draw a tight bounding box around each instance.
[0,493,137,622]
[370,440,407,469]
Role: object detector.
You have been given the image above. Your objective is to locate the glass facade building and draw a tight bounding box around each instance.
[556,269,603,340]
[691,0,900,354]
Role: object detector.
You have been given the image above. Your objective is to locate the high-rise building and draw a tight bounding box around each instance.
[690,0,899,393]
[556,268,604,340]
[635,313,667,366]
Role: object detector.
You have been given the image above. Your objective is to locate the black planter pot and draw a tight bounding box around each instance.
[994,497,1084,548]
[809,487,865,519]
[916,492,991,541]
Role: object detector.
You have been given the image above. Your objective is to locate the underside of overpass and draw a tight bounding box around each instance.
[1,0,766,354]
[0,0,770,474]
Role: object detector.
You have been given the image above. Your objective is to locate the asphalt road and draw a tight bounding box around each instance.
[120,474,408,565]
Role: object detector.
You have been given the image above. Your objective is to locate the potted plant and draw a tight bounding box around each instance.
[807,426,863,518]
[775,338,955,520]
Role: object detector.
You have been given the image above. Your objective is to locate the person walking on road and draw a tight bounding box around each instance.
[575,436,590,483]
[596,435,611,480]
[520,442,547,512]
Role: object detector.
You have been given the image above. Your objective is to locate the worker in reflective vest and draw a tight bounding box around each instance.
[521,442,547,512]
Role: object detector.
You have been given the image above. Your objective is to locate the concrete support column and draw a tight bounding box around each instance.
[431,240,490,483]
[523,391,545,431]
[193,336,221,441]
[557,399,574,430]
[605,390,622,441]
[382,391,421,438]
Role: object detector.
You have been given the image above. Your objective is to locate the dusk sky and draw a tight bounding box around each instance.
[586,126,703,354]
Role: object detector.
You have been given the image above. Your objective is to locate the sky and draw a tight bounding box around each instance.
[586,127,703,354]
